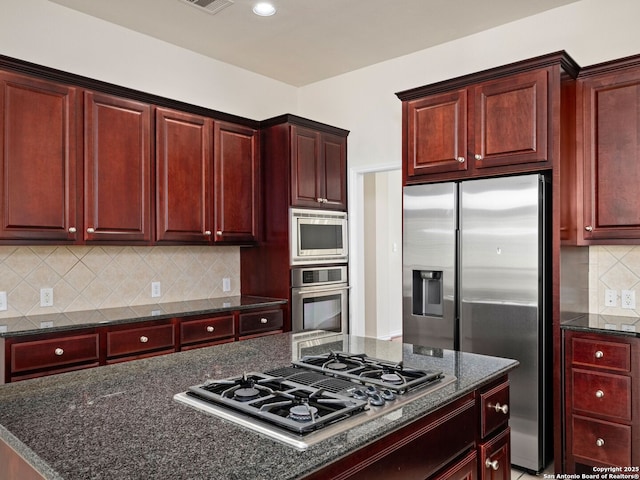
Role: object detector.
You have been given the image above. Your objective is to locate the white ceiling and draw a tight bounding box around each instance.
[49,0,580,87]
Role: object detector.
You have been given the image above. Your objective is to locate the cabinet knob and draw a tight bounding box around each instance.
[54,348,64,356]
[86,227,95,233]
[206,326,215,333]
[456,156,465,163]
[216,231,223,236]
[491,402,509,414]
[317,198,324,203]
[585,225,593,232]
[596,438,605,447]
[68,227,77,233]
[485,459,500,471]
[595,350,604,359]
[595,389,604,398]
[139,336,149,343]
[204,230,212,236]
[474,154,483,161]
[260,317,268,324]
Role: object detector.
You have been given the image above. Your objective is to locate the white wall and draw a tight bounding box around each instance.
[1,0,298,120]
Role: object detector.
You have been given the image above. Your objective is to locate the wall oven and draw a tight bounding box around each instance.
[290,208,348,265]
[291,265,348,334]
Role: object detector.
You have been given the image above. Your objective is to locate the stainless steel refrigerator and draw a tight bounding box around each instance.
[402,173,552,473]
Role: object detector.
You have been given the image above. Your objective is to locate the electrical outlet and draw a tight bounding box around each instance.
[0,291,7,311]
[40,321,54,328]
[621,290,636,309]
[40,288,53,307]
[622,324,637,332]
[222,277,231,292]
[151,282,161,298]
[605,289,618,307]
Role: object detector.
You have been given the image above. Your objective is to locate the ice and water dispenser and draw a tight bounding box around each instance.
[412,270,443,317]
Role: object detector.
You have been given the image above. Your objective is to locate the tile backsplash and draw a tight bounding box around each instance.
[590,245,640,317]
[0,245,240,318]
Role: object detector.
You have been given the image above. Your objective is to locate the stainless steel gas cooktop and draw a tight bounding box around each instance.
[174,351,456,450]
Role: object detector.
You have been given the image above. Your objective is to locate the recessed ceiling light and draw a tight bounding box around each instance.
[253,2,276,16]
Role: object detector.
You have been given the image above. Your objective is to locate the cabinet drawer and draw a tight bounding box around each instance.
[239,309,283,336]
[572,415,631,466]
[106,323,175,358]
[180,315,234,345]
[572,369,631,421]
[479,379,510,438]
[571,337,631,372]
[11,333,99,373]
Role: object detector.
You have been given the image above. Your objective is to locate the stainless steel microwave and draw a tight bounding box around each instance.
[290,208,348,265]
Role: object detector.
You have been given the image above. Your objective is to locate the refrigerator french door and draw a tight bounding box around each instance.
[402,174,551,473]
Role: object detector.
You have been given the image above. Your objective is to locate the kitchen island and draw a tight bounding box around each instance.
[0,332,518,480]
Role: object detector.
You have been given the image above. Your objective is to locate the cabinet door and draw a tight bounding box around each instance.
[156,107,213,243]
[580,67,640,240]
[405,89,468,177]
[291,125,322,208]
[472,69,548,169]
[479,427,510,480]
[213,121,260,242]
[0,71,79,241]
[320,132,347,210]
[84,92,152,242]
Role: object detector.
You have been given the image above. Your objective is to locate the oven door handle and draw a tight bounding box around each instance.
[293,286,351,295]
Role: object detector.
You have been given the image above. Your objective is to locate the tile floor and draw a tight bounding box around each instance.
[511,463,555,480]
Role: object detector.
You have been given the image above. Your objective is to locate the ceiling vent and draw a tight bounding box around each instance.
[179,0,234,15]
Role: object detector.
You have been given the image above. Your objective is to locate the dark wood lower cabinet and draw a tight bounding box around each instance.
[0,304,285,383]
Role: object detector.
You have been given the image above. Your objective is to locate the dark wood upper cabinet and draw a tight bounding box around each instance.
[155,107,213,243]
[573,56,640,243]
[397,52,577,185]
[405,89,468,176]
[471,69,548,169]
[291,125,347,210]
[213,121,260,243]
[0,71,79,241]
[84,91,152,243]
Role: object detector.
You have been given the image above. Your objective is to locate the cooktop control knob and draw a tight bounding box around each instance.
[365,385,378,396]
[368,393,385,407]
[351,389,368,401]
[380,389,396,401]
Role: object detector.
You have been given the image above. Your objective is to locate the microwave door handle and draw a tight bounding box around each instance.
[294,286,351,294]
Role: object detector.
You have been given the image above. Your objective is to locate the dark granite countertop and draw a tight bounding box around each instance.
[0,295,287,338]
[561,312,640,338]
[0,332,518,480]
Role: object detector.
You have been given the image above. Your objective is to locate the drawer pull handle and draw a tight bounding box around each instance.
[206,326,215,333]
[595,389,604,398]
[485,459,499,471]
[204,230,212,236]
[585,225,593,232]
[491,402,509,414]
[140,336,149,343]
[260,318,268,324]
[596,438,605,447]
[475,154,483,161]
[87,227,95,234]
[68,227,77,233]
[456,156,465,163]
[54,348,64,356]
[595,350,604,359]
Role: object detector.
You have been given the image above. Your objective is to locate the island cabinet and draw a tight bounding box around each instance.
[303,376,510,480]
[396,51,579,185]
[563,330,640,472]
[0,70,80,242]
[565,54,640,244]
[84,91,153,243]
